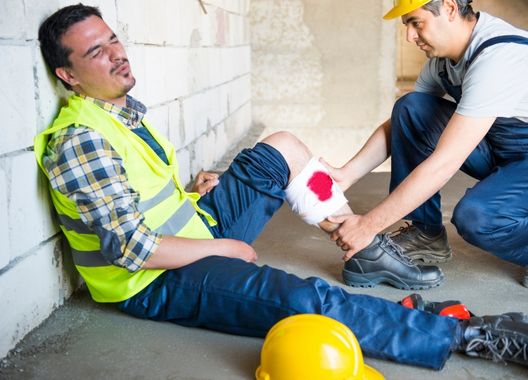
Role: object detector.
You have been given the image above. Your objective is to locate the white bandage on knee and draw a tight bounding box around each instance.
[285,157,348,225]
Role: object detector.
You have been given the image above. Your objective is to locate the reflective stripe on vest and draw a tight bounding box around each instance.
[61,199,196,268]
[71,249,109,267]
[59,181,198,267]
[152,199,196,235]
[137,180,175,213]
[58,214,92,234]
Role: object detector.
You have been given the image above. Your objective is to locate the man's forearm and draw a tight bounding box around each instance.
[331,114,496,257]
[363,114,496,233]
[363,153,456,234]
[142,236,257,270]
[329,153,458,257]
[342,119,391,188]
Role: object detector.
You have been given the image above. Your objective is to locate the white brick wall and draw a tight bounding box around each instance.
[0,171,10,270]
[0,45,37,154]
[0,238,80,358]
[0,0,252,359]
[6,153,59,261]
[0,2,26,39]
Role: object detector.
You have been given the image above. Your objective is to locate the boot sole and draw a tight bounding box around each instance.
[405,249,453,264]
[342,268,444,290]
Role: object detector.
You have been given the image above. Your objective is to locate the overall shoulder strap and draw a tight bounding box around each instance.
[466,35,528,69]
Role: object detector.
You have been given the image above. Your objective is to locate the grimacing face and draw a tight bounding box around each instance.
[56,15,135,104]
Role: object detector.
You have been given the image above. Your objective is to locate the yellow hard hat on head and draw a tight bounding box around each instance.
[383,0,433,19]
[255,314,384,380]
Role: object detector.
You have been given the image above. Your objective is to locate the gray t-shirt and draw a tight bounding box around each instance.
[415,12,528,122]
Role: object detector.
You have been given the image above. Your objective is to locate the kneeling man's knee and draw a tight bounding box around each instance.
[452,198,491,250]
[392,92,426,118]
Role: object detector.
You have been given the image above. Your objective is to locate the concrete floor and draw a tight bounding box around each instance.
[1,172,527,380]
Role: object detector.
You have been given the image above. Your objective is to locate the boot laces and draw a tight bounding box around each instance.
[380,233,413,265]
[392,222,415,237]
[466,329,528,364]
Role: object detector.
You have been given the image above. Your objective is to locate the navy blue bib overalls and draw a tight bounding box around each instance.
[390,35,528,267]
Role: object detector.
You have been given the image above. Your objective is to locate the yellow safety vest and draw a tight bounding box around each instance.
[34,95,216,302]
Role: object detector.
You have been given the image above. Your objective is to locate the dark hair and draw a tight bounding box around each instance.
[38,3,102,89]
[423,0,476,20]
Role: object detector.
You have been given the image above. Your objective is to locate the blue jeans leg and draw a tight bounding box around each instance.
[452,158,528,266]
[118,256,458,369]
[119,141,460,369]
[390,92,494,226]
[197,142,289,243]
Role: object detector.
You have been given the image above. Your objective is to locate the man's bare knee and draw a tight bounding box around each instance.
[261,131,311,179]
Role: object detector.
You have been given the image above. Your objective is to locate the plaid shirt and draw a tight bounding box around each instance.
[42,95,161,272]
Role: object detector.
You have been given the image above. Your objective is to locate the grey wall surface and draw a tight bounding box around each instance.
[250,0,396,167]
[251,0,396,131]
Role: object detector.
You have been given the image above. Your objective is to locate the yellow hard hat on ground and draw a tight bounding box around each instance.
[383,0,433,19]
[255,314,384,380]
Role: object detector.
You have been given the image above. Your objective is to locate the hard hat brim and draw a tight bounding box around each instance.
[383,7,407,20]
[382,0,433,19]
[364,363,385,380]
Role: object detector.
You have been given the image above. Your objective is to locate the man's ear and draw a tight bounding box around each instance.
[443,0,458,21]
[55,67,79,87]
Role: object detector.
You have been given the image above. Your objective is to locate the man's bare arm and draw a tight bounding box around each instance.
[323,119,392,191]
[330,113,496,258]
[142,236,257,269]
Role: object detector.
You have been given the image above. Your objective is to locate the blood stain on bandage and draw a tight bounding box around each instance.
[307,171,333,201]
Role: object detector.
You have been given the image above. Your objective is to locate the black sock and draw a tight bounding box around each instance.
[413,222,444,238]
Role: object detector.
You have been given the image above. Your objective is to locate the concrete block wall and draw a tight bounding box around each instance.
[0,0,251,359]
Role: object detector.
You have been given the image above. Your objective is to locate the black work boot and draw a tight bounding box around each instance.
[461,313,528,367]
[342,234,444,290]
[391,224,452,264]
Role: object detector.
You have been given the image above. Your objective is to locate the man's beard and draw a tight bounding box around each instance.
[116,76,136,98]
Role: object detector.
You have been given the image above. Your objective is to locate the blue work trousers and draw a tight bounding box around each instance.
[390,92,528,266]
[118,142,459,369]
